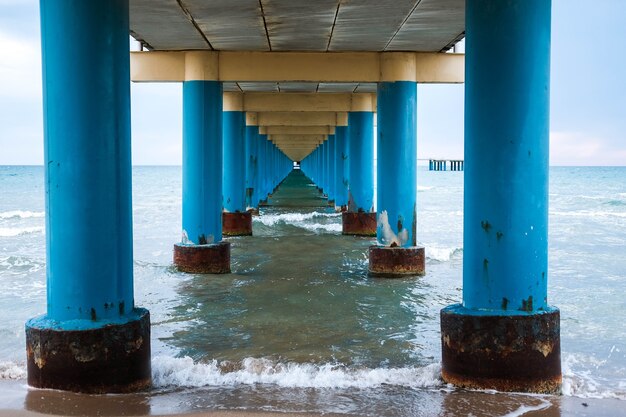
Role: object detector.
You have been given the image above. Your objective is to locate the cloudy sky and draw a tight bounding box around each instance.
[0,0,624,166]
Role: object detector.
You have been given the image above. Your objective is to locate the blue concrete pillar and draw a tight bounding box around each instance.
[376,82,417,248]
[223,110,252,236]
[245,125,258,210]
[334,126,349,208]
[347,112,374,212]
[223,111,246,213]
[342,112,376,235]
[327,134,336,203]
[368,81,424,277]
[181,81,223,245]
[174,81,230,273]
[441,0,560,394]
[26,0,150,393]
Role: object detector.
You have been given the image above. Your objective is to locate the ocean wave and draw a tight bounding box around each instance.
[255,212,340,227]
[0,226,44,237]
[152,356,442,389]
[0,210,44,220]
[0,361,27,380]
[550,210,626,219]
[426,246,463,262]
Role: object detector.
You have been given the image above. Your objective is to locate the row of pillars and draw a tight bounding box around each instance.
[25,0,560,397]
[429,159,464,171]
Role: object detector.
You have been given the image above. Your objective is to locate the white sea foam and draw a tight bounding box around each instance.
[0,361,27,380]
[550,210,626,219]
[561,353,626,400]
[426,246,463,262]
[418,186,434,192]
[255,212,340,227]
[299,223,343,233]
[0,226,44,237]
[0,210,44,220]
[498,399,551,417]
[152,356,442,389]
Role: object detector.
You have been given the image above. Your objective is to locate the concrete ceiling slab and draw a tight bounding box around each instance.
[129,0,465,52]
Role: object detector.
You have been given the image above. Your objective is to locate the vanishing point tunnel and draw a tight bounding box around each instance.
[25,0,560,396]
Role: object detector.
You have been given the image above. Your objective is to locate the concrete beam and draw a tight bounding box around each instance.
[131,51,464,83]
[256,112,346,127]
[259,126,335,135]
[224,92,376,112]
[270,134,326,143]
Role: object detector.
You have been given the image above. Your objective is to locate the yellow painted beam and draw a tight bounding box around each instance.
[256,112,345,127]
[260,126,335,135]
[131,51,464,83]
[270,134,326,142]
[230,92,376,112]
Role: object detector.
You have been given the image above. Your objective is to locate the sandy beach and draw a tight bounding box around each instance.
[1,380,625,417]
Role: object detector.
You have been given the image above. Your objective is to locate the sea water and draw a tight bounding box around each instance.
[0,165,625,415]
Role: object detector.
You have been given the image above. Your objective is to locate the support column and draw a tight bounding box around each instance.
[342,112,376,236]
[245,113,259,214]
[26,0,150,393]
[222,95,251,236]
[441,0,560,394]
[174,80,230,274]
[334,126,349,210]
[369,81,424,277]
[326,134,336,206]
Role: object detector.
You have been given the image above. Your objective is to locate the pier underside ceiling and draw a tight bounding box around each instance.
[129,0,465,160]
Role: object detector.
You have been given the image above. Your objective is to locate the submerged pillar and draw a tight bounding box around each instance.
[369,80,424,277]
[26,0,150,393]
[441,0,560,394]
[222,95,252,236]
[174,75,230,274]
[343,111,376,236]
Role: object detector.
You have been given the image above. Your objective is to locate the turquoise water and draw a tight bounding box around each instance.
[0,166,625,415]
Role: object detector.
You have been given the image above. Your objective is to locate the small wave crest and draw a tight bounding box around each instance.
[255,212,340,227]
[0,210,44,220]
[0,361,27,380]
[426,246,463,262]
[0,226,44,237]
[152,356,442,389]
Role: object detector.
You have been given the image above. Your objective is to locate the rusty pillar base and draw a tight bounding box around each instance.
[342,212,377,236]
[368,245,425,277]
[25,308,151,393]
[440,305,561,394]
[222,212,253,236]
[173,242,231,274]
[247,207,260,216]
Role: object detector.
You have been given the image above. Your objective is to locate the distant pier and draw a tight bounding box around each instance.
[427,159,464,171]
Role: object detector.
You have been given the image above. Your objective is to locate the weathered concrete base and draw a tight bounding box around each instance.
[223,212,253,236]
[440,305,561,394]
[342,212,376,236]
[173,242,231,274]
[25,309,151,393]
[369,246,426,278]
[368,245,425,277]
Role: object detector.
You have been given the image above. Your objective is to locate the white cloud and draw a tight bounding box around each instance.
[550,131,626,166]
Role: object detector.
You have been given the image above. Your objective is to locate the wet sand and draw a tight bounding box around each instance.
[1,380,624,417]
